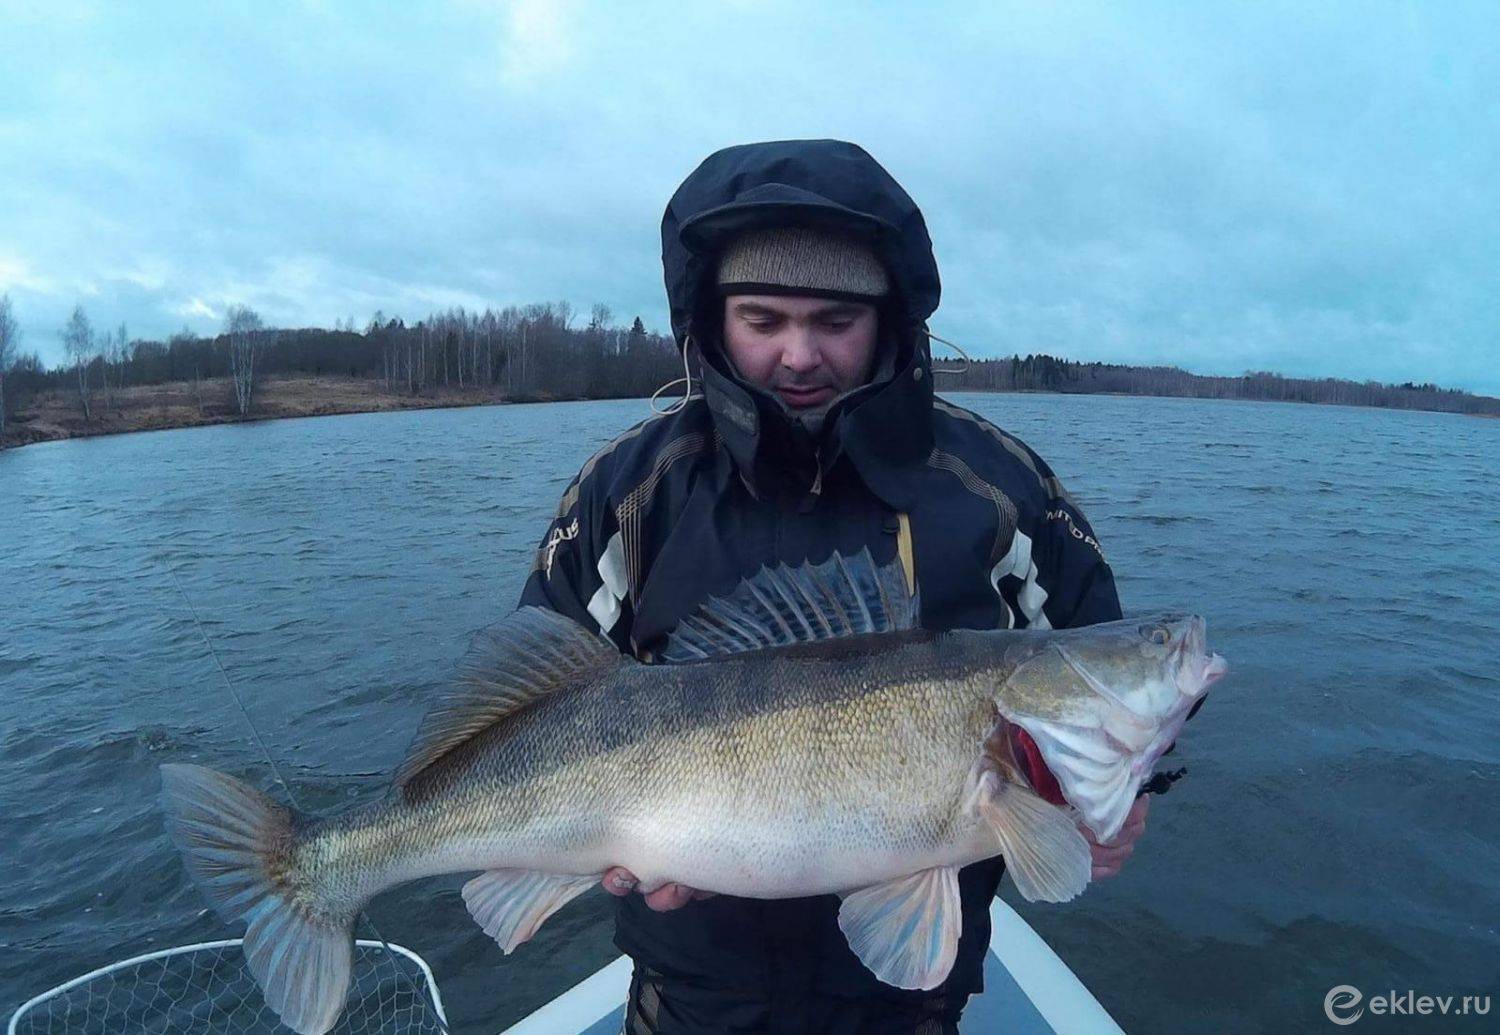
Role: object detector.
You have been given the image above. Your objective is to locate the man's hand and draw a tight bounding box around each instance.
[1083,795,1148,880]
[602,867,715,912]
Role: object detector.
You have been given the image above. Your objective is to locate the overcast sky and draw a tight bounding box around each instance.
[2,1,1495,392]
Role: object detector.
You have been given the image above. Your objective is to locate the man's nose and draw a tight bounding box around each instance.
[780,328,820,373]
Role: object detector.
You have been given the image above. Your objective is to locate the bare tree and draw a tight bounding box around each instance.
[224,305,269,415]
[114,323,129,391]
[100,321,128,412]
[63,304,95,421]
[0,293,17,443]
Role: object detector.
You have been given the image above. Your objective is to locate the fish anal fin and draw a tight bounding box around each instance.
[462,869,599,953]
[837,866,961,990]
[977,770,1091,903]
[661,548,920,662]
[397,607,622,791]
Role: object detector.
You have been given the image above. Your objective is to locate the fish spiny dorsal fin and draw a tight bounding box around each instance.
[396,607,623,791]
[659,548,919,662]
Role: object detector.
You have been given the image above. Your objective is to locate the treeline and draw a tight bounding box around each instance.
[2,288,1496,448]
[942,354,1500,416]
[107,301,681,400]
[0,298,684,440]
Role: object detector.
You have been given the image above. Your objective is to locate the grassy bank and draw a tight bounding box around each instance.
[6,373,1496,451]
[0,376,527,448]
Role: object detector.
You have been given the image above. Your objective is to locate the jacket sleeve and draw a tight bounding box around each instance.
[517,470,635,653]
[994,438,1121,631]
[1033,492,1122,630]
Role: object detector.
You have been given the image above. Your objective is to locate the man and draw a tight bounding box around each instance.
[519,140,1147,1033]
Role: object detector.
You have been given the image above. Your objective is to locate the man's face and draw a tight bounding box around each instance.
[720,294,879,411]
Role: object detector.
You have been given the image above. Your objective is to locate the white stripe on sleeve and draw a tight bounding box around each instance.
[989,529,1052,630]
[586,532,628,634]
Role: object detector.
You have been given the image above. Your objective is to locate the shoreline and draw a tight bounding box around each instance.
[0,376,587,450]
[3,376,1495,451]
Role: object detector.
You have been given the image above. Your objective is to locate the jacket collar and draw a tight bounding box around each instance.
[699,335,934,510]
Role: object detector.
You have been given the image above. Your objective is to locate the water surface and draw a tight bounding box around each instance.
[2,395,1496,1032]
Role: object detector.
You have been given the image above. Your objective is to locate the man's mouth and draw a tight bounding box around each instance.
[776,385,834,408]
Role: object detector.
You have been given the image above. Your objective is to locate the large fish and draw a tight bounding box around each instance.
[160,551,1227,1034]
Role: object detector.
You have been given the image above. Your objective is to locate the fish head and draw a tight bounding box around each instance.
[1051,613,1227,713]
[988,614,1228,842]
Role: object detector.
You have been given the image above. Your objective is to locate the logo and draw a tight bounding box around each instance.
[1045,508,1106,562]
[543,518,579,578]
[1325,985,1364,1026]
[1322,985,1490,1024]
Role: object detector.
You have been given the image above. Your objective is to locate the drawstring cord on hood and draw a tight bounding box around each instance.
[650,335,699,416]
[923,325,972,376]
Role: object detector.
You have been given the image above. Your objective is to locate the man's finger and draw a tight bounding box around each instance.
[1093,841,1133,863]
[645,883,694,912]
[602,867,638,897]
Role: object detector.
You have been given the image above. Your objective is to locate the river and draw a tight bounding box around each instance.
[2,394,1496,1032]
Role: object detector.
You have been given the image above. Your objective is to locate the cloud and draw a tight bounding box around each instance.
[0,0,1494,394]
[0,254,57,295]
[497,0,575,87]
[172,298,218,320]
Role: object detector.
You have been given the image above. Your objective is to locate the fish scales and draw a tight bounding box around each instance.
[305,631,1003,903]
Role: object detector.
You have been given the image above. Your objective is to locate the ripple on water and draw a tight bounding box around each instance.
[1,395,1496,1032]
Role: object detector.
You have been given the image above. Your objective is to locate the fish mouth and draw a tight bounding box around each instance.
[1173,616,1228,694]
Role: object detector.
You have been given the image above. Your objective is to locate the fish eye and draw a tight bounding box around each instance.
[1140,624,1171,645]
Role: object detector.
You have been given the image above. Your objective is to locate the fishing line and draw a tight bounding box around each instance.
[168,566,451,1034]
[169,567,297,807]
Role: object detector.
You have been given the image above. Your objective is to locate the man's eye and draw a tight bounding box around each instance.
[747,320,779,333]
[822,320,853,332]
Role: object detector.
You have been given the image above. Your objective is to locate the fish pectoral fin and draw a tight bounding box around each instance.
[462,869,599,954]
[978,770,1091,903]
[837,866,961,991]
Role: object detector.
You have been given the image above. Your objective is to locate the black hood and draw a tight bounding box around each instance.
[660,139,942,501]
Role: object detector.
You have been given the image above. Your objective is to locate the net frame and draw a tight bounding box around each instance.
[7,939,448,1035]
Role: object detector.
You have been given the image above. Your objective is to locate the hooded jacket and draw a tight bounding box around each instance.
[519,140,1121,1017]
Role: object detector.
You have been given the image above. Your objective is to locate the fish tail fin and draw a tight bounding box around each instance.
[160,763,355,1035]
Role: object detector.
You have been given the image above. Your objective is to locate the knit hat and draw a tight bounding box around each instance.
[716,225,890,301]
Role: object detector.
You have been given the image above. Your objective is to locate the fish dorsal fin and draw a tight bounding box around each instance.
[659,548,919,663]
[396,607,622,791]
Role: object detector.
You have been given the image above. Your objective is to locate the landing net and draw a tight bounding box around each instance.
[8,939,448,1035]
